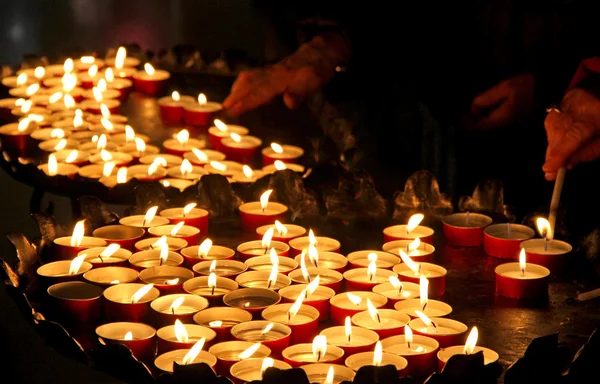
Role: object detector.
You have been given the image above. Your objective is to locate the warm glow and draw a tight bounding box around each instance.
[101,103,111,118]
[288,290,304,321]
[176,129,189,145]
[373,341,383,366]
[101,116,114,130]
[65,150,78,163]
[170,221,185,236]
[406,213,424,234]
[68,255,86,275]
[172,91,180,102]
[238,343,262,359]
[308,229,317,246]
[104,67,115,82]
[261,358,274,375]
[274,220,288,236]
[62,74,77,93]
[262,227,274,250]
[269,248,279,267]
[208,272,217,292]
[300,250,310,282]
[97,134,108,150]
[75,109,83,118]
[100,149,112,162]
[209,260,217,273]
[26,83,40,96]
[49,92,63,104]
[16,73,27,86]
[261,323,275,336]
[97,79,107,92]
[17,117,30,132]
[242,165,254,179]
[308,244,319,267]
[305,275,320,296]
[100,243,121,259]
[464,326,478,354]
[80,56,95,64]
[267,263,278,289]
[183,203,197,216]
[54,139,68,151]
[198,238,213,258]
[519,248,526,275]
[21,100,32,114]
[15,98,25,107]
[198,93,207,104]
[102,162,115,177]
[345,316,352,344]
[110,280,120,285]
[408,238,421,252]
[536,217,552,240]
[209,160,227,172]
[415,310,432,327]
[399,250,420,274]
[117,167,128,184]
[169,296,185,313]
[153,235,168,250]
[130,284,154,303]
[135,137,146,152]
[88,64,98,78]
[174,319,189,343]
[182,337,206,365]
[368,253,378,263]
[367,298,381,323]
[420,275,429,310]
[192,148,208,163]
[367,260,377,282]
[152,156,168,168]
[143,206,159,226]
[347,292,362,306]
[214,119,228,132]
[312,335,328,361]
[47,154,58,176]
[124,331,133,341]
[125,125,135,142]
[274,160,287,171]
[389,276,403,292]
[64,94,75,109]
[159,242,169,265]
[28,114,44,123]
[209,320,223,327]
[270,143,284,154]
[325,366,334,384]
[70,220,86,247]
[405,325,414,347]
[230,132,242,143]
[64,58,74,73]
[115,47,126,69]
[180,159,193,175]
[144,63,155,76]
[73,114,83,128]
[34,66,45,79]
[93,87,103,102]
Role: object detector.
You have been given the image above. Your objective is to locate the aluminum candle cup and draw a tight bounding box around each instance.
[320,326,379,357]
[92,225,146,251]
[393,263,447,298]
[53,236,107,261]
[256,224,307,244]
[442,213,493,247]
[437,346,499,371]
[129,250,184,271]
[96,322,156,361]
[78,247,131,267]
[282,344,345,367]
[279,284,335,322]
[237,240,289,262]
[330,292,387,326]
[103,283,161,322]
[154,350,217,373]
[138,266,194,294]
[408,318,468,348]
[288,268,344,293]
[37,260,93,285]
[209,341,271,376]
[193,260,247,279]
[484,224,535,259]
[262,304,320,344]
[245,255,298,275]
[382,240,436,263]
[235,271,291,291]
[194,307,253,342]
[394,299,452,319]
[372,281,420,307]
[495,262,550,299]
[230,358,291,384]
[381,334,440,376]
[261,144,304,166]
[345,352,408,376]
[231,320,292,358]
[183,275,238,306]
[520,239,572,273]
[347,251,401,270]
[343,268,398,292]
[119,214,170,230]
[383,225,434,245]
[223,288,281,319]
[148,224,201,246]
[150,294,209,327]
[83,267,139,287]
[289,236,341,257]
[207,124,248,150]
[239,202,288,233]
[183,149,226,166]
[351,310,411,339]
[156,323,217,354]
[293,252,348,273]
[300,364,356,384]
[134,237,187,252]
[47,281,103,324]
[160,207,209,235]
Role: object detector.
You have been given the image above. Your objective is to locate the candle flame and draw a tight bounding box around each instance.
[464,326,478,354]
[148,161,160,177]
[28,114,44,123]
[130,284,154,303]
[389,276,403,292]
[180,159,193,175]
[176,129,189,145]
[209,160,227,172]
[172,91,180,102]
[305,245,318,268]
[230,132,242,143]
[144,63,155,76]
[405,325,413,348]
[117,167,128,184]
[64,94,75,109]
[100,149,113,162]
[62,74,77,93]
[101,103,111,118]
[21,100,32,114]
[26,83,40,96]
[143,206,158,226]
[519,248,527,275]
[123,331,133,341]
[408,238,421,253]
[347,292,362,306]
[198,238,213,258]
[192,148,208,162]
[325,366,334,384]
[367,298,381,324]
[414,310,432,327]
[209,320,223,327]
[261,357,274,375]
[64,58,74,73]
[34,66,45,79]
[97,79,107,92]
[110,280,120,285]
[17,117,30,132]
[15,98,25,107]
[80,56,95,64]
[73,114,84,128]
[49,92,63,104]
[300,250,311,282]
[267,263,278,289]
[174,319,190,343]
[242,165,254,179]
[305,275,320,296]
[64,150,78,163]
[262,227,274,250]
[182,337,206,365]
[208,272,217,292]
[288,290,305,321]
[115,47,126,69]
[159,242,169,265]
[125,125,135,142]
[213,119,228,132]
[270,142,283,153]
[308,230,317,246]
[274,220,288,236]
[152,156,168,167]
[238,342,262,359]
[269,248,279,266]
[97,134,108,150]
[261,322,274,336]
[170,221,185,236]
[536,217,553,240]
[16,73,27,86]
[309,335,328,363]
[399,250,420,274]
[373,341,383,366]
[54,139,68,151]
[198,93,207,104]
[68,255,86,275]
[407,213,424,234]
[183,202,197,216]
[420,275,429,310]
[167,279,181,286]
[93,87,103,102]
[367,260,377,282]
[88,64,98,78]
[345,316,352,344]
[70,220,86,247]
[100,243,121,259]
[105,67,114,82]
[274,160,287,171]
[169,296,185,313]
[209,260,217,273]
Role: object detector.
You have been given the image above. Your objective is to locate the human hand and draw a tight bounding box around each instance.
[543,88,600,180]
[465,73,536,130]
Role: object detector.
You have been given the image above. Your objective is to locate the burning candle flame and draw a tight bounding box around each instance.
[97,79,107,92]
[274,220,288,236]
[88,64,98,78]
[101,104,111,118]
[288,291,305,323]
[159,242,169,265]
[26,83,40,96]
[307,245,319,268]
[192,148,208,163]
[49,92,63,104]
[405,325,414,349]
[389,276,403,293]
[130,284,154,303]
[47,154,58,176]
[536,217,552,240]
[519,248,526,276]
[182,337,206,365]
[64,58,74,73]
[262,227,274,250]
[102,162,116,177]
[54,139,68,151]
[183,202,196,217]
[267,263,278,289]
[125,125,135,142]
[300,250,311,283]
[198,238,213,258]
[143,206,158,226]
[209,320,223,327]
[165,278,179,285]
[261,322,274,336]
[21,100,32,114]
[464,326,478,354]
[16,73,27,86]
[367,298,382,324]
[274,160,287,171]
[64,150,78,163]
[261,358,274,375]
[408,238,421,253]
[270,143,284,154]
[28,114,44,123]
[406,213,424,234]
[105,67,114,82]
[214,119,228,132]
[80,56,95,64]
[34,66,45,79]
[242,165,254,179]
[124,331,133,341]
[174,319,189,343]
[115,47,126,69]
[133,137,145,153]
[373,341,383,366]
[325,366,334,384]
[110,280,120,285]
[70,220,86,247]
[208,272,217,295]
[117,167,128,184]
[367,260,377,282]
[312,335,328,362]
[180,159,193,175]
[93,87,103,102]
[100,149,113,162]
[62,74,77,93]
[198,93,207,104]
[170,221,185,237]
[420,275,429,310]
[15,98,25,107]
[209,160,227,172]
[345,316,352,344]
[73,114,84,128]
[414,310,434,328]
[97,134,108,149]
[17,117,30,132]
[209,260,217,273]
[269,248,279,267]
[64,94,75,109]
[68,255,86,275]
[152,157,168,167]
[308,229,317,246]
[99,243,121,260]
[238,343,262,359]
[144,63,155,76]
[399,250,420,275]
[230,132,242,143]
[347,292,362,306]
[172,91,180,102]
[169,296,185,313]
[305,275,320,296]
[176,129,189,146]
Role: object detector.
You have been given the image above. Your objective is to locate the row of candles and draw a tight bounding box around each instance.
[35,203,566,382]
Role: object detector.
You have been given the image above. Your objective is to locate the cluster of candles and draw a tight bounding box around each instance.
[36,207,504,383]
[0,48,306,192]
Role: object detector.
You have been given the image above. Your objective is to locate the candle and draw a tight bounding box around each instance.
[231,321,292,358]
[92,225,146,251]
[53,220,107,260]
[0,98,22,120]
[148,223,201,246]
[394,276,452,318]
[282,335,344,367]
[134,235,188,252]
[256,222,307,243]
[167,160,208,180]
[237,228,290,261]
[183,148,226,166]
[229,358,292,383]
[442,212,493,247]
[484,223,536,260]
[2,73,35,88]
[119,206,170,229]
[223,287,281,319]
[300,364,356,384]
[74,56,104,71]
[78,244,131,266]
[193,307,253,342]
[81,87,121,101]
[245,253,298,275]
[262,161,306,175]
[88,150,132,167]
[158,91,196,124]
[87,104,128,124]
[180,240,235,267]
[383,213,434,244]
[154,340,217,373]
[235,269,292,291]
[96,322,156,361]
[0,120,37,154]
[127,163,169,181]
[183,93,223,126]
[47,281,103,324]
[330,291,387,326]
[77,163,116,180]
[393,251,447,297]
[38,154,79,177]
[9,83,42,99]
[129,249,184,270]
[160,204,209,235]
[372,278,420,307]
[193,260,248,279]
[37,256,93,286]
[436,326,499,371]
[221,132,262,163]
[519,217,572,272]
[347,251,400,270]
[133,63,170,95]
[320,317,380,356]
[103,283,160,322]
[293,250,348,273]
[239,190,288,232]
[204,160,244,177]
[209,341,271,377]
[279,281,335,322]
[351,303,411,339]
[83,266,139,287]
[207,119,248,150]
[261,142,304,166]
[262,301,320,344]
[139,153,183,167]
[50,149,90,166]
[39,138,80,153]
[103,70,134,99]
[345,341,408,375]
[183,274,238,306]
[81,98,120,115]
[495,249,550,299]
[230,165,267,184]
[150,293,209,326]
[157,320,217,354]
[288,265,343,293]
[408,311,468,348]
[289,230,341,256]
[105,46,141,70]
[343,263,398,292]
[382,238,435,263]
[380,326,440,377]
[139,265,194,294]
[163,129,206,156]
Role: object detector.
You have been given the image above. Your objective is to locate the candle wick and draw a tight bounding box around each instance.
[172,307,175,315]
[316,351,321,362]
[544,237,548,252]
[398,285,403,295]
[407,340,411,350]
[150,244,154,250]
[422,302,428,311]
[159,258,163,266]
[287,311,291,324]
[314,260,319,268]
[376,313,382,324]
[267,280,272,289]
[211,286,215,295]
[418,264,422,275]
[98,255,104,263]
[307,275,312,283]
[406,244,410,253]
[521,267,525,277]
[347,334,351,344]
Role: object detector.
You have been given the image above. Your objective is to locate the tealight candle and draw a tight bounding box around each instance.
[79,139,119,154]
[343,265,398,292]
[160,178,197,192]
[148,223,201,246]
[183,148,226,166]
[129,249,184,270]
[78,245,131,267]
[436,327,499,371]
[163,129,206,156]
[256,222,307,244]
[83,266,139,287]
[87,110,128,125]
[221,133,262,163]
[237,239,290,261]
[89,150,132,167]
[382,239,435,263]
[289,231,341,256]
[51,149,90,166]
[160,204,210,235]
[193,260,248,279]
[235,270,291,290]
[223,287,281,318]
[81,98,121,115]
[81,88,121,101]
[105,47,141,69]
[77,164,116,180]
[381,328,440,377]
[288,267,344,293]
[116,141,160,159]
[393,252,447,297]
[150,293,209,326]
[230,358,292,383]
[330,292,387,326]
[351,307,411,339]
[181,241,235,268]
[139,153,183,167]
[231,321,292,358]
[230,166,267,183]
[209,341,271,377]
[154,346,217,373]
[183,275,238,306]
[133,63,170,95]
[293,251,348,273]
[262,161,306,174]
[262,143,304,165]
[134,236,188,252]
[204,160,244,177]
[119,206,170,229]
[245,254,298,275]
[96,322,156,361]
[383,214,434,244]
[38,155,79,178]
[394,298,452,319]
[167,160,208,180]
[139,266,194,294]
[39,138,79,154]
[519,217,572,272]
[47,281,103,324]
[103,283,161,322]
[127,164,169,181]
[345,342,408,375]
[1,74,35,88]
[74,56,105,72]
[0,121,37,154]
[408,314,468,348]
[442,212,493,247]
[279,282,335,322]
[282,336,344,367]
[92,225,146,251]
[495,249,550,299]
[51,116,92,131]
[239,190,288,232]
[193,307,253,341]
[0,98,21,120]
[300,363,356,384]
[158,91,196,124]
[53,220,107,260]
[157,321,217,354]
[320,317,380,356]
[37,258,93,286]
[183,94,223,126]
[372,280,420,307]
[484,223,536,259]
[347,251,400,270]
[262,303,320,344]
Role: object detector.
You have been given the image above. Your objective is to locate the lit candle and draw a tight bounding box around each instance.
[408,310,468,348]
[394,276,452,318]
[102,67,134,99]
[150,293,209,326]
[256,221,307,244]
[148,222,201,246]
[230,165,267,183]
[102,283,161,322]
[192,259,247,279]
[167,159,207,180]
[37,255,93,284]
[154,338,218,373]
[288,254,343,292]
[220,132,262,163]
[0,119,38,154]
[229,357,292,383]
[495,249,550,299]
[231,321,292,358]
[193,306,253,341]
[0,98,23,121]
[484,223,537,259]
[96,322,156,361]
[223,287,281,318]
[245,249,298,274]
[81,83,121,101]
[209,341,271,376]
[163,129,206,156]
[105,46,141,74]
[383,213,435,244]
[80,92,121,115]
[158,91,196,124]
[127,162,169,182]
[320,316,379,356]
[1,72,35,88]
[139,153,183,167]
[235,265,291,291]
[380,325,439,377]
[300,364,356,384]
[343,260,398,291]
[183,148,226,166]
[350,299,411,339]
[38,137,80,153]
[53,220,107,260]
[278,279,335,322]
[74,55,104,72]
[262,160,306,174]
[78,244,131,266]
[293,249,348,272]
[372,276,420,306]
[382,238,435,263]
[261,297,321,343]
[38,153,79,177]
[119,206,170,229]
[344,340,408,375]
[288,230,341,256]
[183,273,238,306]
[347,250,400,270]
[393,251,447,297]
[204,159,244,177]
[442,212,493,247]
[207,119,248,150]
[436,326,499,370]
[87,103,128,124]
[83,266,139,287]
[183,93,223,126]
[156,319,217,354]
[133,63,170,95]
[519,217,572,273]
[282,335,345,367]
[261,142,304,166]
[237,227,290,261]
[329,291,387,326]
[88,149,133,167]
[50,149,90,166]
[138,265,194,293]
[129,247,185,270]
[180,239,235,267]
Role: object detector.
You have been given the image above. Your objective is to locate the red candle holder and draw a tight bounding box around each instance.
[495,262,550,299]
[47,281,103,324]
[53,236,107,261]
[330,292,388,326]
[382,240,435,263]
[193,260,248,279]
[383,225,434,245]
[261,144,304,166]
[96,322,156,362]
[484,223,535,259]
[183,148,226,166]
[351,309,411,340]
[149,293,209,327]
[51,149,90,166]
[148,224,201,246]
[345,352,408,376]
[0,124,37,155]
[239,202,288,233]
[293,251,348,273]
[256,223,307,244]
[209,341,271,377]
[220,135,262,163]
[133,68,170,96]
[159,207,209,235]
[193,307,253,342]
[237,240,289,262]
[158,94,195,124]
[442,213,493,247]
[235,270,291,291]
[204,160,244,177]
[134,237,187,253]
[288,236,341,257]
[320,326,379,357]
[83,266,139,287]
[288,268,343,293]
[92,225,146,251]
[183,275,238,306]
[126,164,168,182]
[37,260,93,286]
[381,334,440,377]
[279,284,335,322]
[372,281,421,308]
[520,239,572,273]
[207,124,249,150]
[393,263,447,298]
[154,350,217,373]
[183,101,223,126]
[245,255,298,275]
[103,283,161,322]
[343,268,398,292]
[156,323,217,354]
[180,244,235,268]
[231,320,292,358]
[437,346,499,372]
[223,288,281,319]
[347,250,400,270]
[262,304,320,344]
[282,343,344,368]
[88,151,132,167]
[39,138,79,154]
[408,317,468,348]
[129,250,184,271]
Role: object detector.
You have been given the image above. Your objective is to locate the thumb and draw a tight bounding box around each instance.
[543,120,596,172]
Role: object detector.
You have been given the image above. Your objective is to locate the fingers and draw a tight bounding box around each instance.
[567,137,600,167]
[543,119,596,173]
[471,82,509,111]
[466,100,513,130]
[223,68,285,116]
